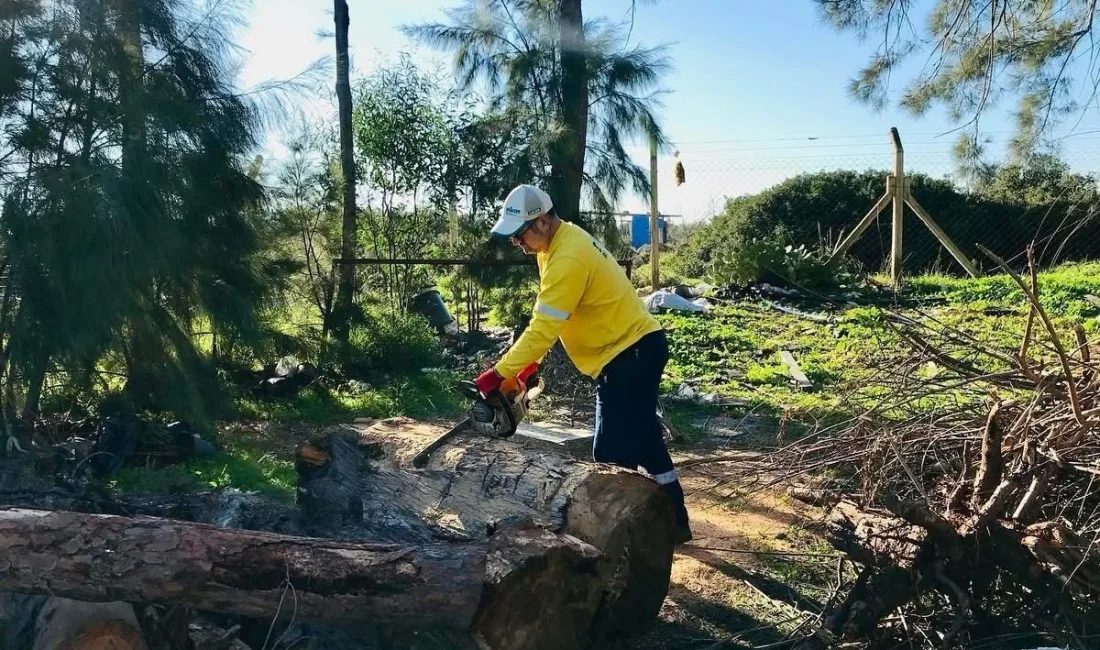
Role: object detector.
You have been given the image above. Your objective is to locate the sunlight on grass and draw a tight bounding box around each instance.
[111,446,297,502]
[655,263,1100,420]
[233,371,465,424]
[908,261,1100,318]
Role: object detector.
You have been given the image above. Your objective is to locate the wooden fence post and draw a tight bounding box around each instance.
[831,127,979,280]
[890,127,905,287]
[649,132,660,290]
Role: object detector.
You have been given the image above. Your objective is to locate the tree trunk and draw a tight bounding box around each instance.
[0,507,484,628]
[19,356,44,425]
[331,0,358,343]
[0,506,605,649]
[114,0,145,175]
[301,419,676,641]
[550,0,588,226]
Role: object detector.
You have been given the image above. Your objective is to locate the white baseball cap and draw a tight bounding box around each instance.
[492,184,553,237]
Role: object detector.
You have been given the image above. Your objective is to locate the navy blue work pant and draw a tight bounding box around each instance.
[594,329,689,529]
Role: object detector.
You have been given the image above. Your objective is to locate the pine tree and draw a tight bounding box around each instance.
[818,0,1100,159]
[330,0,358,343]
[0,0,283,433]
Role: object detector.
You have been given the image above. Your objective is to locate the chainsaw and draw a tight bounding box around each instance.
[411,368,542,468]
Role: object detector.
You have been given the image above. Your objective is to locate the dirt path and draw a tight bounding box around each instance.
[606,449,835,650]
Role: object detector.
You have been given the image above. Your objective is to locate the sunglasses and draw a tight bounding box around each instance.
[510,218,537,240]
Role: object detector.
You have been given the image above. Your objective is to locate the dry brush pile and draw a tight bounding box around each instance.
[731,250,1100,649]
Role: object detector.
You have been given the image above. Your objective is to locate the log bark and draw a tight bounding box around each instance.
[0,507,484,628]
[792,565,917,650]
[0,506,606,650]
[820,502,926,569]
[300,418,676,640]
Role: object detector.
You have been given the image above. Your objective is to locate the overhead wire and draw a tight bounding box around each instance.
[622,127,1100,149]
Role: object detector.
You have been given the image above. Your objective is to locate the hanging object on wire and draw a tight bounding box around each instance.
[673,149,685,186]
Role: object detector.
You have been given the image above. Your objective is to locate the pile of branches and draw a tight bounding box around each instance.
[750,249,1100,649]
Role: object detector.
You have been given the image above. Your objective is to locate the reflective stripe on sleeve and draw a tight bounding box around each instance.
[535,302,570,320]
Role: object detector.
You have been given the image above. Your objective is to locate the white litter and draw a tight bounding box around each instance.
[645,290,709,314]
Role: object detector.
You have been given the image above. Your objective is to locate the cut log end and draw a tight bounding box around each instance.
[565,473,674,638]
[55,620,150,650]
[476,526,603,650]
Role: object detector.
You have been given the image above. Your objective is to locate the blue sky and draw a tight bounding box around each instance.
[235,1,1100,218]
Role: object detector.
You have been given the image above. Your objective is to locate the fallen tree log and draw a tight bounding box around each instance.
[802,498,1100,649]
[0,505,601,647]
[298,418,676,639]
[0,507,483,627]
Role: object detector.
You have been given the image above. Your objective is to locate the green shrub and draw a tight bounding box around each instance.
[335,310,442,377]
[678,168,1100,280]
[710,238,859,291]
[629,258,685,290]
[487,284,538,329]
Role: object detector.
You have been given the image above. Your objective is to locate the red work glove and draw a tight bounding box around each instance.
[517,362,539,384]
[474,368,504,395]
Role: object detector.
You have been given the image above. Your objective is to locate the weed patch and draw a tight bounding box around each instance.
[111,445,297,502]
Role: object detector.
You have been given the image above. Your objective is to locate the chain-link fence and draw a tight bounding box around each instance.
[621,136,1100,278]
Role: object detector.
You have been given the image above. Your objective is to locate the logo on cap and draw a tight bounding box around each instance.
[527,207,542,215]
[506,206,521,215]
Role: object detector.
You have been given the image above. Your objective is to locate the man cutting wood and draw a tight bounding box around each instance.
[473,184,692,544]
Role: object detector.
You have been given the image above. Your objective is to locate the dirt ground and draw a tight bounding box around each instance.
[600,446,837,650]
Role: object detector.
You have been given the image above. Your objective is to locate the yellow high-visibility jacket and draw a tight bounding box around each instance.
[495,221,661,379]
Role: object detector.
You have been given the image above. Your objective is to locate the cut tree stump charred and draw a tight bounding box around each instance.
[298,418,676,640]
[36,599,148,650]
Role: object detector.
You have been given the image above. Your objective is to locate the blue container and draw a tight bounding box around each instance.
[630,214,668,248]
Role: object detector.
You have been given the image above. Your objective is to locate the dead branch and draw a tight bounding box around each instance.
[978,244,1088,429]
[972,402,1004,509]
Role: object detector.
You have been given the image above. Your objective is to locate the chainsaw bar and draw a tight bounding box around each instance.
[409,376,542,469]
[410,417,470,469]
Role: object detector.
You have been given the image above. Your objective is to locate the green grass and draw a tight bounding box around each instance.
[658,302,898,417]
[112,370,466,499]
[110,445,298,502]
[906,261,1100,318]
[232,370,465,424]
[658,262,1100,419]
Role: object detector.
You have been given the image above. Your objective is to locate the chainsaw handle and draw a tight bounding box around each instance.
[459,380,483,401]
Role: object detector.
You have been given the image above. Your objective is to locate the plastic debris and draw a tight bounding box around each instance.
[645,290,710,314]
[669,383,748,407]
